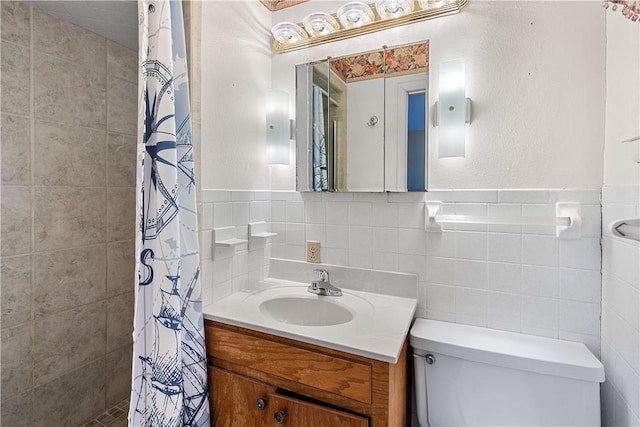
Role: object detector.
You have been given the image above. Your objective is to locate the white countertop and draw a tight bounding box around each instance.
[203,278,417,364]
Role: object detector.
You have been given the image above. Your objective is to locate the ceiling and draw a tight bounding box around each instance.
[28,1,138,50]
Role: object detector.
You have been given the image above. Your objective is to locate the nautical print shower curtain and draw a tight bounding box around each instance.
[312,86,329,191]
[129,1,210,426]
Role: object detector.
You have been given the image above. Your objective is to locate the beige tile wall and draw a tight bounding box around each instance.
[0,2,137,425]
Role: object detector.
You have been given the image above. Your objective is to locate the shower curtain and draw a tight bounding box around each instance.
[312,86,329,191]
[129,1,210,426]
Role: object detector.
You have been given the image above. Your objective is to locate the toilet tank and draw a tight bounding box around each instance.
[410,319,605,427]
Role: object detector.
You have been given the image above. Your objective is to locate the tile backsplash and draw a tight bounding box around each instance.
[424,189,602,356]
[200,188,602,356]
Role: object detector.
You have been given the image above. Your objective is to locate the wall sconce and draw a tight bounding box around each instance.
[435,59,470,158]
[266,89,292,165]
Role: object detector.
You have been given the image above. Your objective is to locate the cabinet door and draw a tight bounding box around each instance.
[270,394,369,427]
[210,366,276,427]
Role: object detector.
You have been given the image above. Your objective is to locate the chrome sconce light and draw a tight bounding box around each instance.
[435,59,470,158]
[266,89,292,165]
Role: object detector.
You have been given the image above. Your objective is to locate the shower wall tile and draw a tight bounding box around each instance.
[107,40,137,83]
[1,114,31,185]
[0,254,31,328]
[1,41,30,116]
[107,133,137,187]
[0,390,34,427]
[107,187,136,242]
[33,358,106,427]
[1,324,32,397]
[106,345,133,407]
[1,1,30,46]
[33,186,106,251]
[107,240,135,296]
[33,301,106,386]
[107,75,137,135]
[33,244,107,318]
[106,291,134,352]
[34,54,106,128]
[33,120,106,186]
[1,5,138,423]
[1,185,32,256]
[32,7,106,69]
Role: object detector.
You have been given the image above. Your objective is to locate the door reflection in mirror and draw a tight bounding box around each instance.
[407,91,426,191]
[312,85,328,191]
[296,41,429,192]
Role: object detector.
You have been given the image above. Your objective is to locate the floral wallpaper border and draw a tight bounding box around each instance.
[330,41,429,83]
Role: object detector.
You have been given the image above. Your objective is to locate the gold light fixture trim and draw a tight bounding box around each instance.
[272,0,467,53]
[259,0,309,12]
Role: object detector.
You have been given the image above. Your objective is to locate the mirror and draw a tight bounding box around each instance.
[296,41,429,192]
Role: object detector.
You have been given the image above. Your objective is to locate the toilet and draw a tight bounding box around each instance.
[410,319,605,427]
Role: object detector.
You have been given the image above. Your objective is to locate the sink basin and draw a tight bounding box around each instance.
[205,277,418,363]
[259,296,353,326]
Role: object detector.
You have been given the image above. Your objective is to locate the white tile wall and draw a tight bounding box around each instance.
[201,189,603,359]
[200,190,271,303]
[425,189,603,355]
[601,186,640,427]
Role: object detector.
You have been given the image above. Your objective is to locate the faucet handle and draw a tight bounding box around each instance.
[313,268,329,282]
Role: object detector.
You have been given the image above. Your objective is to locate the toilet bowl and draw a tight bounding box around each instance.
[410,319,605,427]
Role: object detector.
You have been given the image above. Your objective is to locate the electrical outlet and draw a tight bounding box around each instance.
[306,240,321,263]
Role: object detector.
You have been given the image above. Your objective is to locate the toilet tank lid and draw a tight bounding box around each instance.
[410,319,604,383]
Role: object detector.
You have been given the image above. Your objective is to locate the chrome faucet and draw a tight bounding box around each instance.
[308,269,342,296]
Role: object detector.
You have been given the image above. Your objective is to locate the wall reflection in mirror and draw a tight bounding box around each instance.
[296,41,429,192]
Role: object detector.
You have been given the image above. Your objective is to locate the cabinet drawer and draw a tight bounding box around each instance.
[271,394,369,427]
[206,323,372,404]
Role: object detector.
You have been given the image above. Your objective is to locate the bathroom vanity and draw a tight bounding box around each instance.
[203,259,418,427]
[205,321,408,426]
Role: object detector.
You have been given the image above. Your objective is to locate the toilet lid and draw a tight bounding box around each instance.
[410,319,605,383]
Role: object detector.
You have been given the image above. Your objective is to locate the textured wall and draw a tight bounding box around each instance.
[604,12,640,186]
[200,1,274,190]
[0,3,136,425]
[267,1,606,190]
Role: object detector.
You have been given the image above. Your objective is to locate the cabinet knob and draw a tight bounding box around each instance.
[256,398,268,410]
[274,411,286,424]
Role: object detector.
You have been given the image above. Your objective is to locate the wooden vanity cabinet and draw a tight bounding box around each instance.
[205,320,408,427]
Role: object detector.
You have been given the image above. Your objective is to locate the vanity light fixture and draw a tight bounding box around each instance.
[436,59,470,158]
[336,2,374,28]
[266,89,291,165]
[303,12,340,36]
[418,0,445,9]
[271,0,467,53]
[271,21,307,44]
[375,0,414,19]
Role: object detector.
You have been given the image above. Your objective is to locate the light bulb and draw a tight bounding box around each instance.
[337,2,374,28]
[302,12,340,37]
